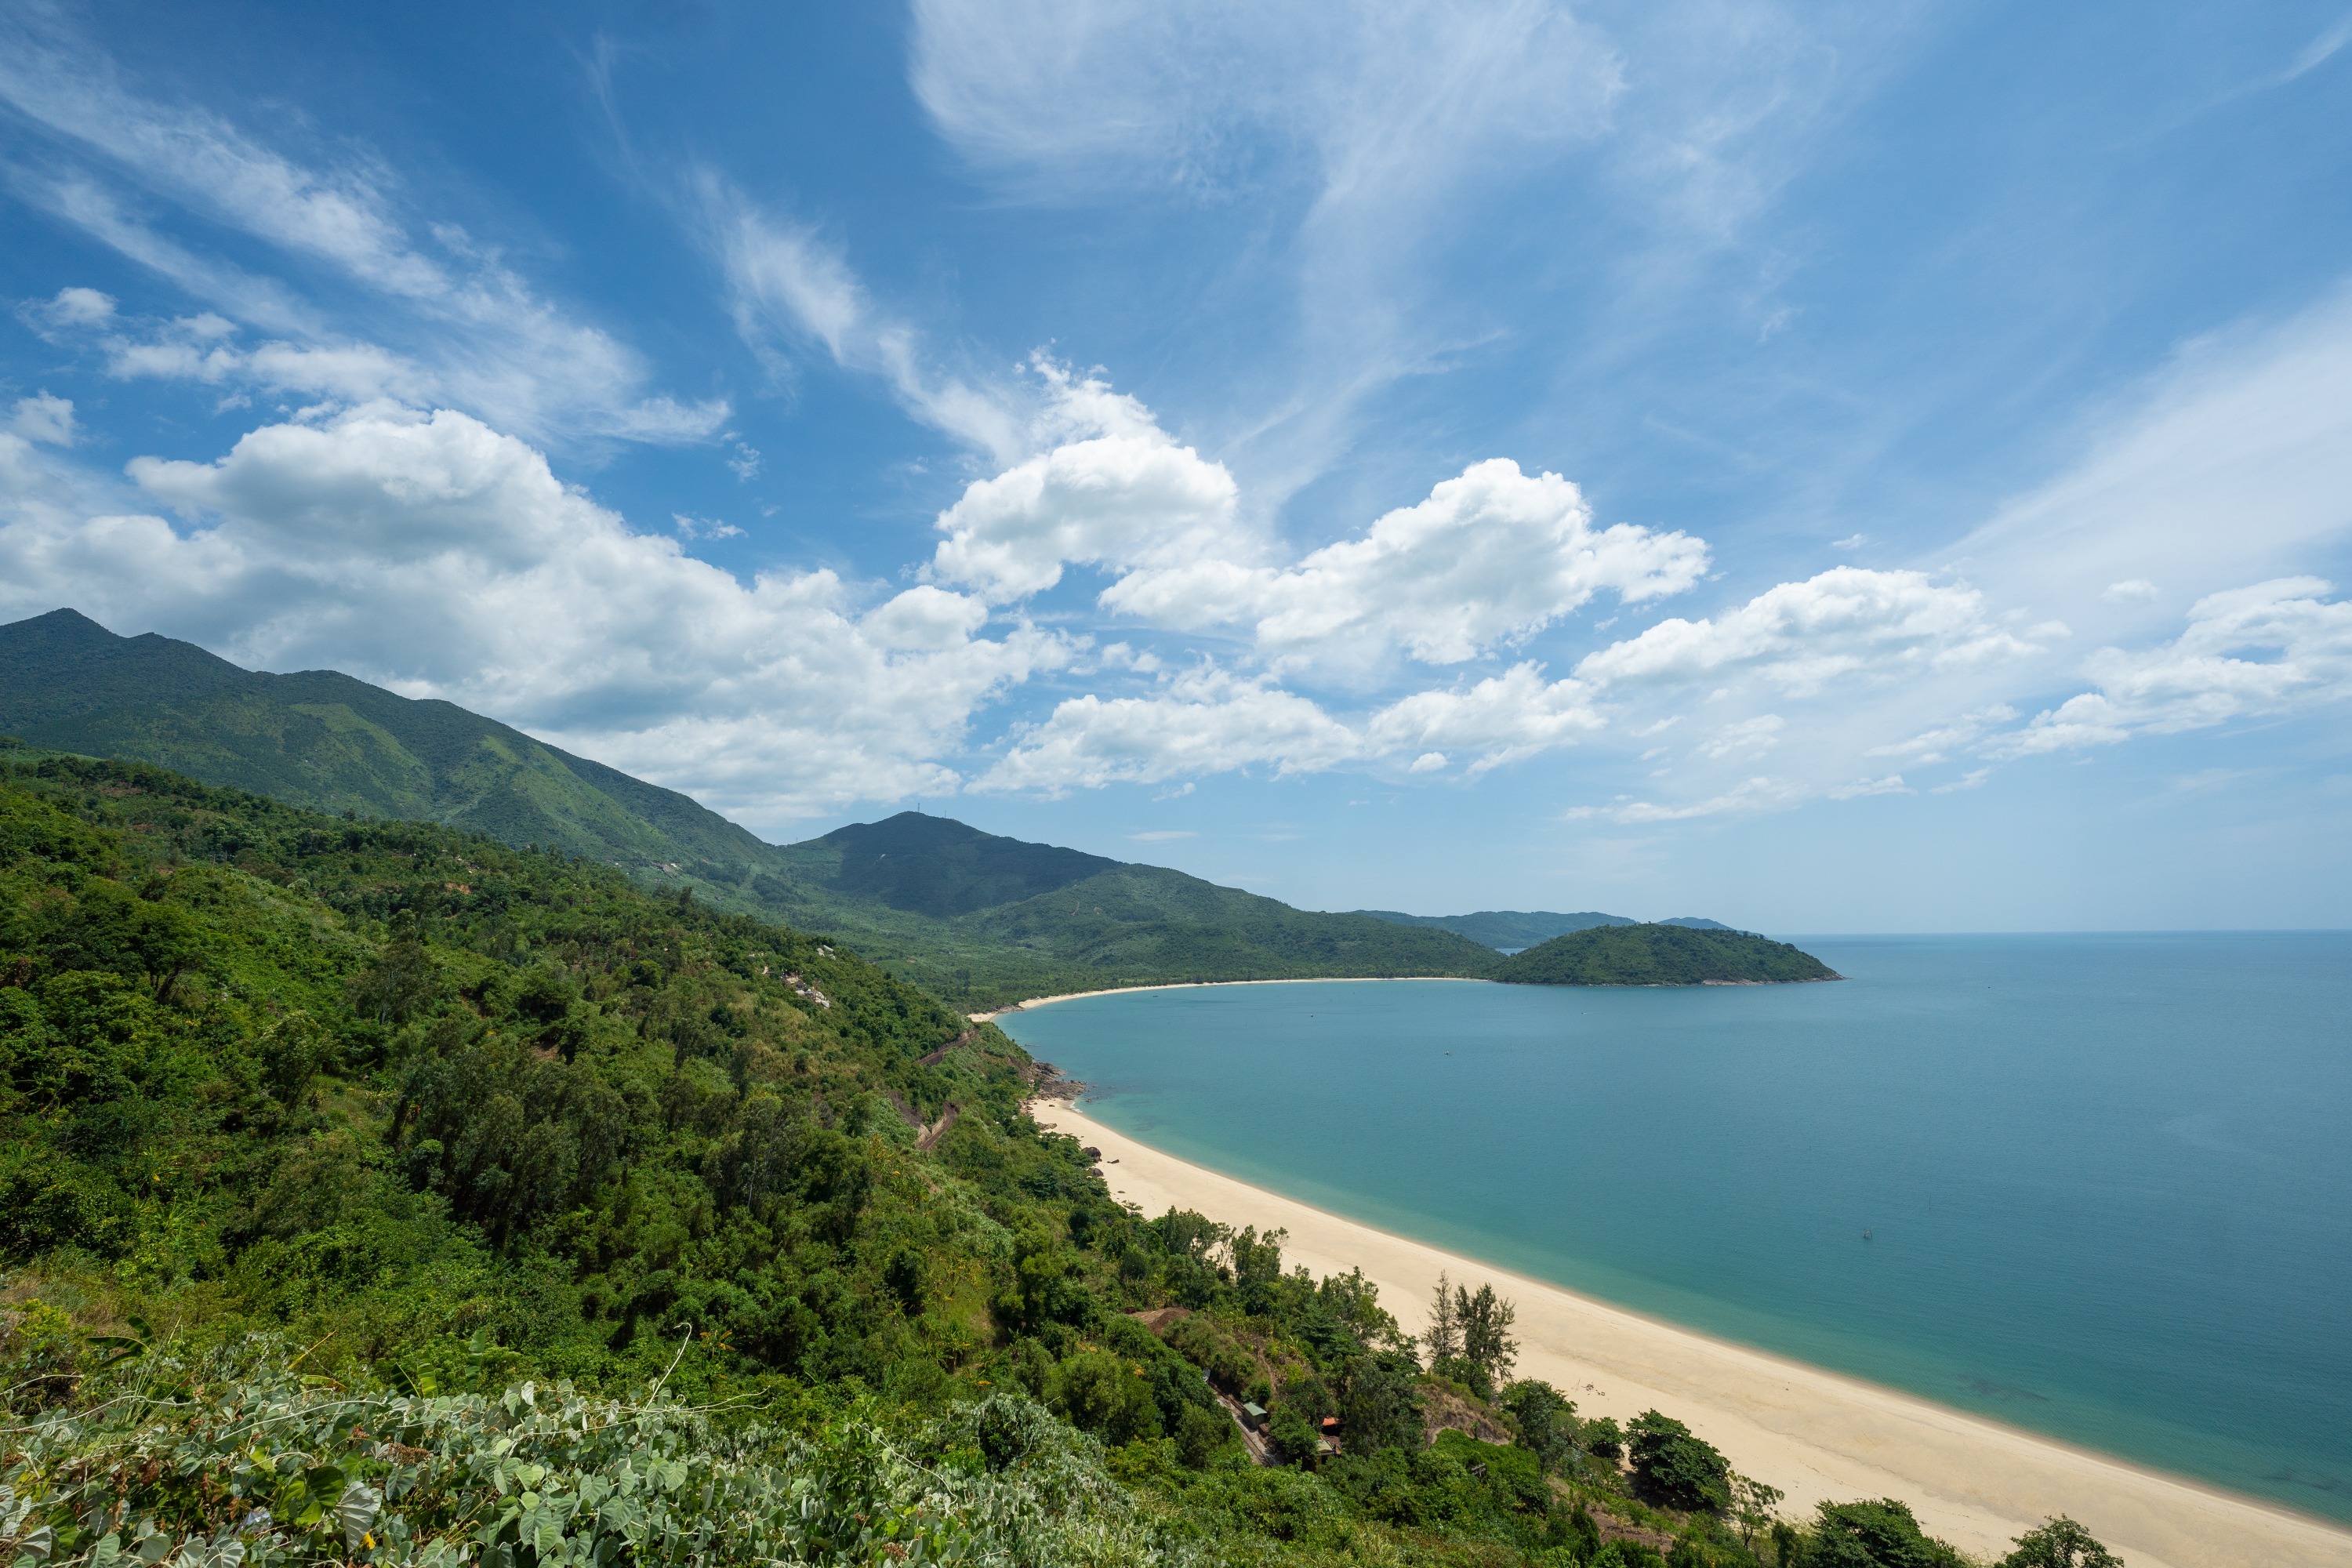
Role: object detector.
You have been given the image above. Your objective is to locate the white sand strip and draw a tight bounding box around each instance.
[1033,1100,2352,1568]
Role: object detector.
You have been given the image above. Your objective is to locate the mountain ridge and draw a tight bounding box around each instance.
[0,608,1494,1004]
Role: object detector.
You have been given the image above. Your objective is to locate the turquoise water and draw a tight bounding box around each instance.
[995,935,2352,1523]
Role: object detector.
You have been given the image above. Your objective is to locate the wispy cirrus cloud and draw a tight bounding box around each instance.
[702,178,1025,463]
[0,9,724,448]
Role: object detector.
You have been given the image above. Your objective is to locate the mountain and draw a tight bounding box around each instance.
[2,608,1495,1005]
[771,813,1499,1003]
[0,608,775,877]
[1658,916,1734,931]
[1356,909,1638,950]
[1494,924,1841,985]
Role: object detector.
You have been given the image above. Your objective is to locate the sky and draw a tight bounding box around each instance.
[2,0,2349,931]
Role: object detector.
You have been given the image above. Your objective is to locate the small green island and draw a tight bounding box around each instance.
[1494,923,1842,986]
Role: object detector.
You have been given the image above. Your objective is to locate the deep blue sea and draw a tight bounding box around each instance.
[995,935,2352,1523]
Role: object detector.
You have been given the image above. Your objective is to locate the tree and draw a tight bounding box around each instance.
[1732,1475,1788,1552]
[1267,1403,1325,1468]
[1424,1270,1461,1365]
[1807,1499,1971,1568]
[1174,1402,1231,1468]
[1998,1518,2123,1568]
[1341,1349,1426,1454]
[1628,1410,1732,1513]
[349,938,437,1025]
[1499,1379,1577,1472]
[1457,1281,1519,1390]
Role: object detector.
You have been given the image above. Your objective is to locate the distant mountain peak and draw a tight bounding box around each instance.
[805,812,1122,918]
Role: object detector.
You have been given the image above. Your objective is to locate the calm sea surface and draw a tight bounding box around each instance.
[995,935,2352,1523]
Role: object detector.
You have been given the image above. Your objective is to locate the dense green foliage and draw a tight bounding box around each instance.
[1354,910,1637,950]
[1492,924,1840,986]
[0,751,2127,1568]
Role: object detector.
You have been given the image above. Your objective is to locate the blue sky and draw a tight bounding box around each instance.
[3,0,2350,930]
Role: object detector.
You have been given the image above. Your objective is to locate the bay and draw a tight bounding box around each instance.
[994,933,2352,1523]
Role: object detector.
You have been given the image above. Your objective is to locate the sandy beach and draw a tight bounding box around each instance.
[1031,1097,2352,1568]
[971,975,1490,1022]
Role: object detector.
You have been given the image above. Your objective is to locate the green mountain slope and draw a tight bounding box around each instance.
[0,608,775,876]
[1494,923,1841,985]
[3,611,1497,1006]
[1356,908,1639,949]
[774,814,1499,1002]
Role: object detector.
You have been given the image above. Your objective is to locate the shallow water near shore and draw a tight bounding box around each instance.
[994,933,2352,1523]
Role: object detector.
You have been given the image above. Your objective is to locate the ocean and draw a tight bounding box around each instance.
[993,933,2352,1523]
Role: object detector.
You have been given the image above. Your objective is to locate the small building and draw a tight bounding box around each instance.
[1240,1402,1267,1431]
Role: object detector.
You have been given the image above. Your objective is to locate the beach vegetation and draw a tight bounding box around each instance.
[1799,1497,1971,1567]
[1998,1516,2124,1568]
[1628,1410,1733,1512]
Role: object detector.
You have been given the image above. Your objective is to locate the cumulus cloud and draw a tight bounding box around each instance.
[978,655,1611,793]
[1574,567,2038,695]
[1104,459,1707,675]
[1362,663,1602,772]
[0,405,1065,820]
[979,665,1360,793]
[24,285,116,331]
[1991,579,2352,757]
[8,394,78,446]
[927,398,1706,679]
[930,369,1242,599]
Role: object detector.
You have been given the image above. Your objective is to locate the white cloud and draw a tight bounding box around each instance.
[0,405,1066,820]
[1363,663,1603,772]
[1865,706,2017,764]
[671,514,746,542]
[979,665,1360,793]
[1563,776,1791,823]
[24,285,116,331]
[2103,579,2159,603]
[1991,579,2352,757]
[1826,775,1911,800]
[707,182,1024,461]
[0,16,724,448]
[1698,713,1783,759]
[8,394,78,446]
[979,656,1608,794]
[1931,768,1991,793]
[1574,567,2036,696]
[1105,458,1707,675]
[930,373,1243,599]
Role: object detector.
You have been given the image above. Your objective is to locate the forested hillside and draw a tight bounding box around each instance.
[1495,925,1840,986]
[783,817,1500,1005]
[0,750,2081,1567]
[1356,909,1639,950]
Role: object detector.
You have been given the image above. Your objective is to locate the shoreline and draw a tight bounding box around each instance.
[1028,1098,2352,1568]
[969,973,1490,1021]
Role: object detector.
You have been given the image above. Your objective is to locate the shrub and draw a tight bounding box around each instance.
[1628,1409,1731,1513]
